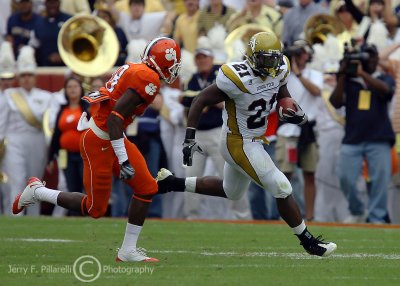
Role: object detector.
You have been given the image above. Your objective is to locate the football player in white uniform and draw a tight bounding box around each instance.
[157,31,337,257]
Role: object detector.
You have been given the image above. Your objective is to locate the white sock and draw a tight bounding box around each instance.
[185,177,197,193]
[120,223,142,252]
[34,186,60,205]
[292,220,306,235]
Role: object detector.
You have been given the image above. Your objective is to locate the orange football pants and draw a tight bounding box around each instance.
[79,129,157,218]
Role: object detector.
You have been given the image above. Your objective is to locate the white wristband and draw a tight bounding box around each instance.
[111,138,128,164]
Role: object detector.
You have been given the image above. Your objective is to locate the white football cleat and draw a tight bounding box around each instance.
[300,235,337,257]
[12,177,44,215]
[116,248,159,262]
[321,242,337,257]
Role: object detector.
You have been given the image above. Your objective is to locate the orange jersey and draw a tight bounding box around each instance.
[59,106,84,152]
[87,62,160,131]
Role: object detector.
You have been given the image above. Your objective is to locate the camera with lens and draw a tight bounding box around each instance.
[282,40,314,64]
[283,45,304,60]
[342,42,370,77]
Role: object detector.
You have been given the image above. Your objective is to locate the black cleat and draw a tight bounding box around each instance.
[299,233,337,257]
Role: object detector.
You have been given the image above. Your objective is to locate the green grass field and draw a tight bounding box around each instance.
[0,217,399,286]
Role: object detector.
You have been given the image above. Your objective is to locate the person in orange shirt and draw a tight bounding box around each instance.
[13,37,182,262]
[47,77,89,215]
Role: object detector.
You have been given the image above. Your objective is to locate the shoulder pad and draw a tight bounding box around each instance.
[220,64,250,94]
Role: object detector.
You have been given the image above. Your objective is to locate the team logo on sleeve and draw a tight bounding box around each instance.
[165,48,177,61]
[145,83,157,96]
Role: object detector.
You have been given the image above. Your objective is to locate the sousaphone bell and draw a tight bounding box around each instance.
[58,14,119,77]
[303,14,346,45]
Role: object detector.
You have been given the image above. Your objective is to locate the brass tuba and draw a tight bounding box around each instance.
[52,15,119,139]
[224,24,273,62]
[58,14,119,78]
[303,14,346,45]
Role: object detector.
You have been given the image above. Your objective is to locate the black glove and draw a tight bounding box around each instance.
[182,128,203,167]
[280,102,308,126]
[120,160,135,180]
[183,139,204,167]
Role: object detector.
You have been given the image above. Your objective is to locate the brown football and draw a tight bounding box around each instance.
[276,97,297,119]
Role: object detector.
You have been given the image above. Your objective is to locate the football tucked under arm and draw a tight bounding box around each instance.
[276,97,308,125]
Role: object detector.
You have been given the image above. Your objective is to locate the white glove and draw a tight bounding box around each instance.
[77,112,90,131]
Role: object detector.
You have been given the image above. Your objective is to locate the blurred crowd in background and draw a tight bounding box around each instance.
[1,0,400,224]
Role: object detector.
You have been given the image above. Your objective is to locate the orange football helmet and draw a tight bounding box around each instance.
[141,37,181,84]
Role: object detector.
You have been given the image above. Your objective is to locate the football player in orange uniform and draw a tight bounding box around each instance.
[12,37,181,262]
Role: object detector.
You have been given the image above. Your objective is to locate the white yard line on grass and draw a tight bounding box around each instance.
[150,250,400,260]
[5,238,81,243]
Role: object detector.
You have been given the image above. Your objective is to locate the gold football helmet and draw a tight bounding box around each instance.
[246,31,283,78]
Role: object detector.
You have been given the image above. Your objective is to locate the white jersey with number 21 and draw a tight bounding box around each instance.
[216,57,290,139]
[214,57,292,201]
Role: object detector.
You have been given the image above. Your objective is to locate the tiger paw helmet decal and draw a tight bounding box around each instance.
[165,48,177,61]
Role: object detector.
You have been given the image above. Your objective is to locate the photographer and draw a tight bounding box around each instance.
[330,44,395,223]
[276,39,323,221]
